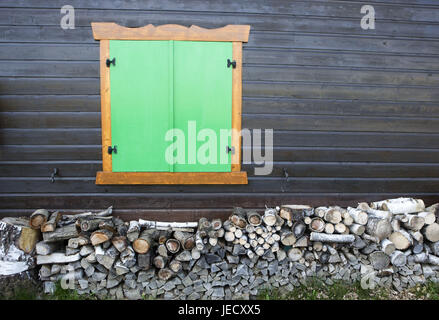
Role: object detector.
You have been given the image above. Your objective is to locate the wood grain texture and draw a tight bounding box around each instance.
[96,171,248,185]
[99,40,112,172]
[92,23,250,42]
[231,42,243,172]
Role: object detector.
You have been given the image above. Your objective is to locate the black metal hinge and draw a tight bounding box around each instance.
[108,145,117,154]
[227,59,236,69]
[226,145,235,154]
[106,57,116,67]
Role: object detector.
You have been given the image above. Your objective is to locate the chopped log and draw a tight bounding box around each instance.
[369,251,390,270]
[234,229,243,238]
[403,214,425,231]
[391,219,401,232]
[418,211,436,225]
[96,246,118,270]
[175,250,192,262]
[246,211,262,226]
[294,236,309,248]
[389,251,406,267]
[195,232,204,250]
[304,216,312,225]
[119,246,136,267]
[211,219,222,230]
[324,223,335,234]
[79,218,104,233]
[35,241,60,255]
[389,230,413,250]
[67,235,89,248]
[280,229,296,246]
[133,229,159,254]
[169,259,182,273]
[309,232,355,243]
[43,223,78,242]
[342,212,354,226]
[381,239,396,255]
[334,223,347,234]
[347,207,368,225]
[312,241,323,252]
[138,219,198,229]
[209,237,218,246]
[292,221,306,238]
[156,230,172,245]
[112,236,128,253]
[230,207,247,229]
[174,231,195,250]
[287,248,303,262]
[315,207,327,218]
[349,223,365,236]
[224,231,235,242]
[157,268,174,281]
[310,217,325,233]
[255,246,265,256]
[41,211,61,233]
[165,238,181,254]
[323,207,342,224]
[362,233,380,243]
[358,202,392,221]
[366,217,392,241]
[424,223,439,242]
[191,248,201,260]
[409,231,423,243]
[153,255,168,269]
[431,242,439,256]
[376,197,425,214]
[157,244,168,257]
[262,208,277,226]
[29,209,50,229]
[90,229,113,246]
[127,221,140,242]
[137,251,153,270]
[36,252,80,265]
[1,217,40,254]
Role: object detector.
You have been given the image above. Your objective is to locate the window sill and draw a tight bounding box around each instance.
[95,171,248,185]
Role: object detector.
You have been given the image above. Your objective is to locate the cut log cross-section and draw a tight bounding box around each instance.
[41,211,61,233]
[29,209,50,230]
[133,229,159,254]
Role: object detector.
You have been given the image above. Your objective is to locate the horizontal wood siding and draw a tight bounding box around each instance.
[0,1,438,220]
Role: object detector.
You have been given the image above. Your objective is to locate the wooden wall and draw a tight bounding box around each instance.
[1,0,439,220]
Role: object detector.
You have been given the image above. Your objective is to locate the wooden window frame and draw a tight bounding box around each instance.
[92,23,250,185]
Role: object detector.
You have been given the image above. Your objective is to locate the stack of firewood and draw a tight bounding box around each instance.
[22,197,439,299]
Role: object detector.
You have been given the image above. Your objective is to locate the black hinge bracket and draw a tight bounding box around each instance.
[226,146,235,154]
[108,145,117,154]
[106,58,116,67]
[227,59,236,69]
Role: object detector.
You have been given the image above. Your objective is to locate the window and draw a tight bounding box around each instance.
[92,23,250,184]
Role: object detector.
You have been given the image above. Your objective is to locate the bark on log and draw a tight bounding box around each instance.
[347,207,368,225]
[169,259,182,273]
[90,229,113,246]
[211,219,222,230]
[375,197,425,214]
[280,229,296,246]
[349,223,365,236]
[133,229,159,254]
[262,208,277,226]
[324,223,335,234]
[230,207,247,229]
[157,244,168,257]
[366,217,392,241]
[35,241,60,255]
[41,211,61,233]
[29,209,50,230]
[153,255,168,269]
[418,211,436,225]
[126,221,140,242]
[120,246,136,268]
[112,236,128,253]
[137,251,152,270]
[287,248,303,261]
[309,232,355,243]
[323,208,342,224]
[138,219,197,229]
[36,252,80,265]
[389,230,413,250]
[165,238,181,254]
[246,211,262,226]
[157,268,174,281]
[309,217,325,233]
[357,202,392,221]
[381,239,396,255]
[334,223,347,234]
[43,223,78,242]
[403,214,425,231]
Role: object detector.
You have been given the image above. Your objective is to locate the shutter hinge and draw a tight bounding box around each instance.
[226,146,235,154]
[108,145,117,154]
[106,58,116,67]
[227,59,236,69]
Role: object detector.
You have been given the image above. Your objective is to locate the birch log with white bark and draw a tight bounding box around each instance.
[381,239,396,255]
[43,223,78,242]
[310,217,325,233]
[389,230,413,250]
[347,207,368,225]
[418,211,436,225]
[424,223,439,242]
[366,217,392,241]
[374,198,425,214]
[403,214,425,231]
[310,232,355,243]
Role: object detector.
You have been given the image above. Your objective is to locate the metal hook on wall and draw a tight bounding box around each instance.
[50,168,59,183]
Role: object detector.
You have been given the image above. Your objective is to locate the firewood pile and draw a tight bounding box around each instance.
[6,197,439,299]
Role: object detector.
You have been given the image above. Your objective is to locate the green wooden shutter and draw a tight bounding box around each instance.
[173,41,233,172]
[109,40,232,173]
[110,40,173,172]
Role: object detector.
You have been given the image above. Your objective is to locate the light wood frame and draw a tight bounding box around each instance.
[92,23,250,185]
